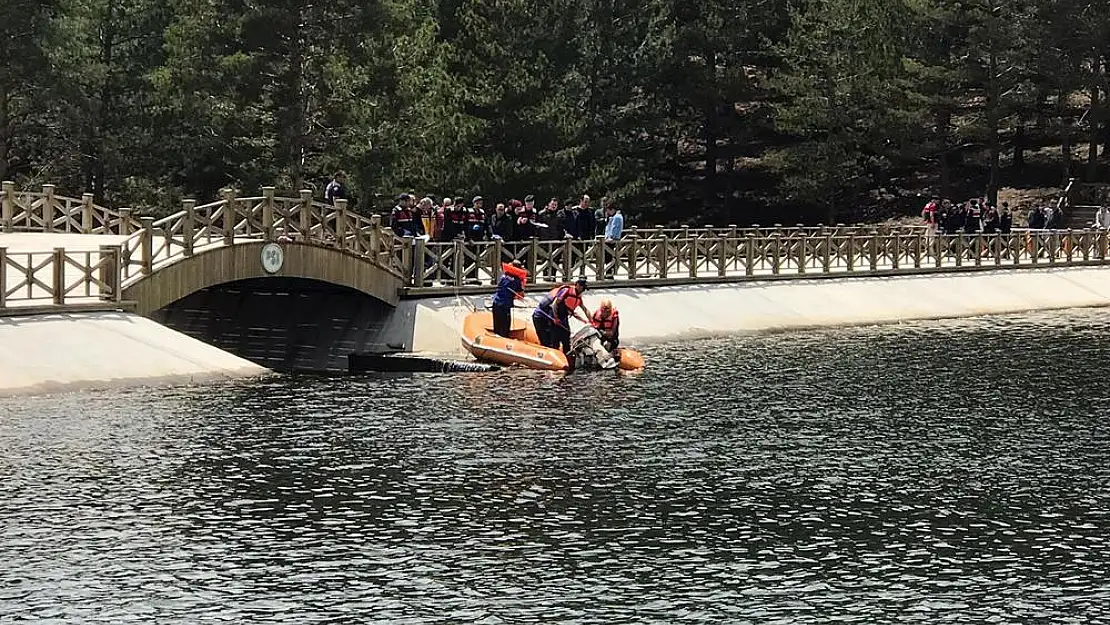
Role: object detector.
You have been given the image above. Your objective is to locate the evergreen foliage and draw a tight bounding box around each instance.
[3,0,1109,222]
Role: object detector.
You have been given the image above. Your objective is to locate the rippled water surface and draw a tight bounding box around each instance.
[4,310,1110,623]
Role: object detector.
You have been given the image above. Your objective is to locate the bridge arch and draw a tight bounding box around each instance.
[122,240,402,315]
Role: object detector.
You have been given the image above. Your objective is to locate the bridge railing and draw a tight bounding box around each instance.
[3,229,1110,312]
[396,227,1110,291]
[0,245,122,309]
[106,189,399,283]
[1,182,143,235]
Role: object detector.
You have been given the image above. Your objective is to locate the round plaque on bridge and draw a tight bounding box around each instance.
[261,242,284,274]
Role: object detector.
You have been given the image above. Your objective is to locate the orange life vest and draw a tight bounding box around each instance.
[591,308,619,333]
[548,285,582,313]
[502,263,528,280]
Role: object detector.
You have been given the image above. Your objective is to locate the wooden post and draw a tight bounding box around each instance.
[82,193,95,233]
[822,233,832,273]
[335,198,348,250]
[846,232,855,272]
[528,237,539,278]
[141,217,154,275]
[891,231,901,270]
[594,235,605,281]
[627,231,639,280]
[299,189,312,240]
[0,247,6,307]
[261,186,276,241]
[491,238,503,285]
[718,233,728,277]
[656,228,669,279]
[771,233,781,275]
[689,233,699,278]
[52,247,65,305]
[562,238,573,281]
[221,188,236,245]
[868,230,878,271]
[119,208,132,236]
[454,239,465,287]
[1,181,13,232]
[42,184,56,232]
[413,235,426,286]
[369,215,382,262]
[182,199,196,257]
[745,234,756,276]
[401,236,414,286]
[99,245,121,301]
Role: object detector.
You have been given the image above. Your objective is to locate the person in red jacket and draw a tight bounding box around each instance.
[590,298,620,351]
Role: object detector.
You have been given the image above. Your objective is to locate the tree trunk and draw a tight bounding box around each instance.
[0,79,8,182]
[986,48,1000,207]
[89,2,116,202]
[288,5,307,190]
[703,49,718,210]
[1088,55,1100,181]
[1013,123,1025,171]
[937,109,951,198]
[1061,89,1073,184]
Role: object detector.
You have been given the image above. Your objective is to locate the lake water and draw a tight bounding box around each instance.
[2,310,1110,623]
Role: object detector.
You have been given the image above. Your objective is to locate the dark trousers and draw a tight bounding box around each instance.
[532,311,570,351]
[533,312,555,348]
[552,323,571,353]
[492,305,512,337]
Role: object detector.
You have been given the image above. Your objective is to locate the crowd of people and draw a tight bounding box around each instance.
[323,171,626,243]
[921,196,1068,235]
[922,197,1017,236]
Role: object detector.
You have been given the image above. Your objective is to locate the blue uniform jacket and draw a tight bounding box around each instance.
[491,274,522,308]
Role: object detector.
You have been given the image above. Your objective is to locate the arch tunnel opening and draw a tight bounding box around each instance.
[150,277,398,372]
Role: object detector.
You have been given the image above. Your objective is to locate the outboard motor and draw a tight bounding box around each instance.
[569,326,618,370]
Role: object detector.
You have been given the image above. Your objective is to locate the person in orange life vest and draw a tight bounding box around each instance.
[532,278,590,352]
[491,260,527,337]
[590,298,620,351]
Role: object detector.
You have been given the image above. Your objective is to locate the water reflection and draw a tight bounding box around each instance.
[2,309,1110,623]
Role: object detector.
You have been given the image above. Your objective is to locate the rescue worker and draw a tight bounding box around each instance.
[590,298,620,352]
[466,196,488,240]
[491,261,527,338]
[390,193,424,237]
[533,277,590,353]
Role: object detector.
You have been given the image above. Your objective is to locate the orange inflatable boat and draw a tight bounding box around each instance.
[460,310,646,372]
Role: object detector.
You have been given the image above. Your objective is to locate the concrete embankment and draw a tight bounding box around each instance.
[0,312,267,396]
[405,266,1110,355]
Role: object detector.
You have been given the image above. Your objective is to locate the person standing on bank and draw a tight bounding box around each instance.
[491,260,527,337]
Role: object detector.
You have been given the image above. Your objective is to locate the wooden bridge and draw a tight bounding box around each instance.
[3,181,1110,317]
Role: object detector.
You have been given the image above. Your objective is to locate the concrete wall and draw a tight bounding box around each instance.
[404,266,1110,355]
[0,311,266,396]
[6,266,1110,396]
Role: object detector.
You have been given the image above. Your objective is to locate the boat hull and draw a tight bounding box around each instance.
[461,312,569,371]
[461,311,646,372]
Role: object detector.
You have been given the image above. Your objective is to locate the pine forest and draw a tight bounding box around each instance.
[2,0,1109,224]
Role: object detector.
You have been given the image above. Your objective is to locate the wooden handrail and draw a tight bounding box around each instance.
[4,229,1110,311]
